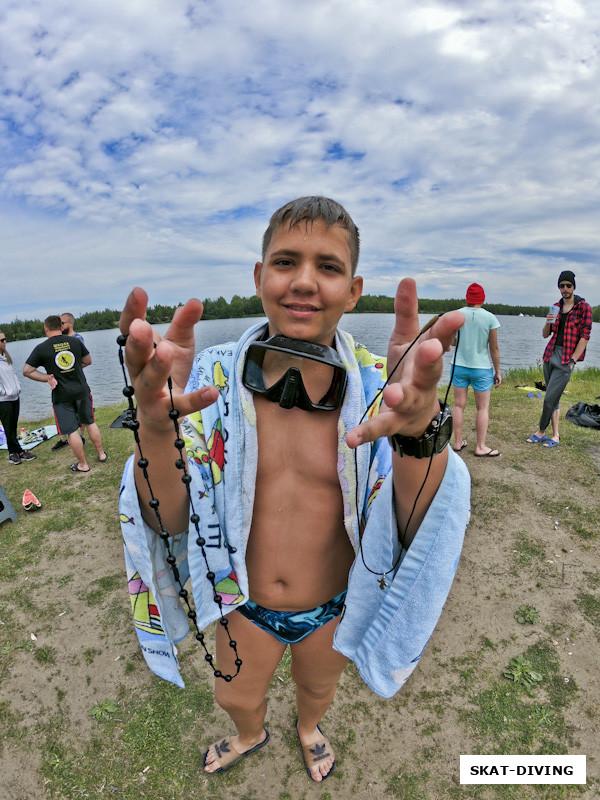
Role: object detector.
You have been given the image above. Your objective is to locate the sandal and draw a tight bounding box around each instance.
[453,441,467,452]
[203,730,269,774]
[298,722,335,782]
[70,463,90,473]
[542,439,560,448]
[525,434,547,444]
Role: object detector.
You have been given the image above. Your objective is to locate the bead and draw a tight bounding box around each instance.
[175,458,185,469]
[122,385,135,398]
[219,618,229,627]
[206,571,215,582]
[179,589,188,599]
[187,610,197,620]
[166,555,176,565]
[228,640,237,648]
[159,530,169,540]
[214,670,222,678]
[190,513,199,524]
[213,593,222,605]
[195,632,205,642]
[182,474,192,485]
[116,334,128,346]
[148,498,159,509]
[196,537,206,547]
[205,654,213,663]
[224,674,232,682]
[234,658,242,667]
[174,438,185,450]
[169,409,179,420]
[138,457,149,469]
[129,420,140,431]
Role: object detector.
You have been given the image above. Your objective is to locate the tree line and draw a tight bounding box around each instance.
[2,294,599,341]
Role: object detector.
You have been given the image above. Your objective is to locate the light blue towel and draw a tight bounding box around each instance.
[119,323,471,695]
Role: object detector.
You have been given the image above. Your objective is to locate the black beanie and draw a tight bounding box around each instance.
[558,270,576,288]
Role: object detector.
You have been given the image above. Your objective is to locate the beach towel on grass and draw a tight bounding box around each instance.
[120,323,470,696]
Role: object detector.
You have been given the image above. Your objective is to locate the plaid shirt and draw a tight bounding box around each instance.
[543,296,593,364]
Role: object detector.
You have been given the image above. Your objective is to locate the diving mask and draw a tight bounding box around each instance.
[242,332,347,411]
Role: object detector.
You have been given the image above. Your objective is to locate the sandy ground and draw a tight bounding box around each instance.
[1,423,599,800]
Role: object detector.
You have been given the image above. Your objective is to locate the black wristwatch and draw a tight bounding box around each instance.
[388,401,453,459]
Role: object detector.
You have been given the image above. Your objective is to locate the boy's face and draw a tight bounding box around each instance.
[254,220,363,346]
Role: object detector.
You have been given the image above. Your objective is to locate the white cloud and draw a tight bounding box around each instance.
[1,0,599,322]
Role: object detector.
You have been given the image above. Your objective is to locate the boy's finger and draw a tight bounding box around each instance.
[164,299,205,347]
[168,385,220,419]
[120,287,148,334]
[390,278,420,344]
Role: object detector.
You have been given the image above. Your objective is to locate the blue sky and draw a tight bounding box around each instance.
[1,0,599,322]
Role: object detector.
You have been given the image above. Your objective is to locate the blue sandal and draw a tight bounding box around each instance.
[525,434,547,444]
[542,439,560,448]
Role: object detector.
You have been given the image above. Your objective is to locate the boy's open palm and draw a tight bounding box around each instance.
[119,287,218,431]
[347,278,464,448]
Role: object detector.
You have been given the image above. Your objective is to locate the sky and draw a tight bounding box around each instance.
[1,0,599,323]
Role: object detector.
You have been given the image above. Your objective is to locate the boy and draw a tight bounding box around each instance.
[119,197,469,782]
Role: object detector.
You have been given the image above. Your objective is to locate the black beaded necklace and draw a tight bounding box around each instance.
[117,334,241,682]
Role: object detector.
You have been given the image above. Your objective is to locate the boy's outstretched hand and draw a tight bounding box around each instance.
[119,287,219,431]
[346,278,464,449]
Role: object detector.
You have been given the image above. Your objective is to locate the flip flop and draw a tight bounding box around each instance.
[474,449,500,457]
[70,463,90,473]
[542,439,560,448]
[453,441,467,452]
[98,453,108,462]
[203,730,269,774]
[298,722,335,782]
[525,434,547,444]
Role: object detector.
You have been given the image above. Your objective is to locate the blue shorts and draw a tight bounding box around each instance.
[236,590,347,645]
[451,365,493,392]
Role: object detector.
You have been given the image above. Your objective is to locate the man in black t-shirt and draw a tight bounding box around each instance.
[24,315,107,473]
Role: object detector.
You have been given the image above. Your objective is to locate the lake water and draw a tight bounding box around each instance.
[6,314,600,422]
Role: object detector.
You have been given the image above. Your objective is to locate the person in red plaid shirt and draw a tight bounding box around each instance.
[526,270,592,449]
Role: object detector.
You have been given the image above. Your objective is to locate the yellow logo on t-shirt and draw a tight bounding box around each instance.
[55,350,75,371]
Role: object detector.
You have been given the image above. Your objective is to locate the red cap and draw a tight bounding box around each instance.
[466,283,485,304]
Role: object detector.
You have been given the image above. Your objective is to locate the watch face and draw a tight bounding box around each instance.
[389,402,453,458]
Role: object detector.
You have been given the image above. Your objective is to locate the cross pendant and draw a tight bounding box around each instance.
[378,574,388,590]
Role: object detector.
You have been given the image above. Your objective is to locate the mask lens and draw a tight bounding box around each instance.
[260,351,337,405]
[243,336,347,411]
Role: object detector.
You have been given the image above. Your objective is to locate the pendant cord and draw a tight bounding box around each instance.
[117,335,241,681]
[354,321,460,586]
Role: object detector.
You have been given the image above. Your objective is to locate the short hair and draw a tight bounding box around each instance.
[262,196,360,274]
[44,315,62,331]
[61,312,75,324]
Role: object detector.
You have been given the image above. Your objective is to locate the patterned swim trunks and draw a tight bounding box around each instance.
[237,590,347,645]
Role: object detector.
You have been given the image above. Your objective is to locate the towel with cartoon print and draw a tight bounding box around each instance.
[119,322,470,696]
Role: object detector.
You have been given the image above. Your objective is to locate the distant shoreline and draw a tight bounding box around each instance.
[0,294,570,341]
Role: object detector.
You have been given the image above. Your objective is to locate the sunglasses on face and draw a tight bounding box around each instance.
[0,338,6,343]
[559,283,573,289]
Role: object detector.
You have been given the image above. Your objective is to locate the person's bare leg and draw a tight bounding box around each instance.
[452,387,468,450]
[203,611,285,774]
[550,408,560,442]
[474,389,492,454]
[68,431,89,471]
[86,422,107,461]
[290,616,349,781]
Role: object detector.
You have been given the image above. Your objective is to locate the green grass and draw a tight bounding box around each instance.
[1,380,599,799]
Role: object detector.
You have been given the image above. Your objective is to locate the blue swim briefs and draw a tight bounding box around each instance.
[236,590,347,645]
[451,365,494,392]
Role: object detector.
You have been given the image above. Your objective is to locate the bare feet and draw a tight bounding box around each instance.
[203,730,269,774]
[297,721,335,782]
